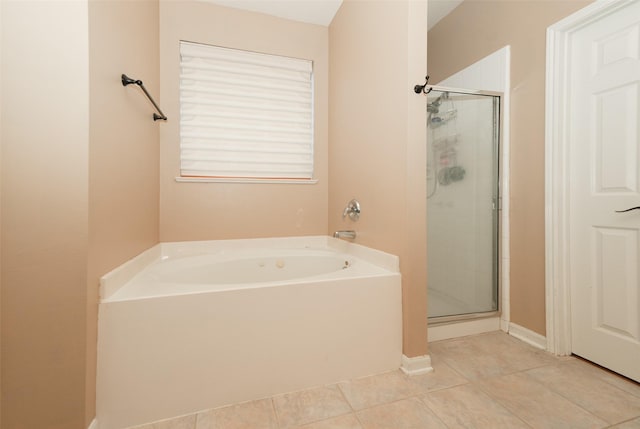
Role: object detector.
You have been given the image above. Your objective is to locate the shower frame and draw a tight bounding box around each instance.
[425,85,504,325]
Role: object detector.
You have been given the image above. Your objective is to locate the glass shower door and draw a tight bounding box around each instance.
[426,88,501,319]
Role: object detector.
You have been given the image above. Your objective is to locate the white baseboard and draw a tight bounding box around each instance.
[88,418,98,429]
[508,322,547,350]
[400,354,433,376]
[500,318,509,333]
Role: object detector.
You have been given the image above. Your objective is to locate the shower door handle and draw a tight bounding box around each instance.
[615,206,640,213]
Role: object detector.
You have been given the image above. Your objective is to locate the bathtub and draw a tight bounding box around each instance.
[96,236,401,429]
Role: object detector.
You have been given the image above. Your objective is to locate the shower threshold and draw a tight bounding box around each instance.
[428,312,502,342]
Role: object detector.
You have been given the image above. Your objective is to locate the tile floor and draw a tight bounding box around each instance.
[133,331,640,429]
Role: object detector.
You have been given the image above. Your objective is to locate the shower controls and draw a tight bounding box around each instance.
[342,199,361,221]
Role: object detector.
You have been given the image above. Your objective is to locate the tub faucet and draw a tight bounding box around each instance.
[333,230,356,240]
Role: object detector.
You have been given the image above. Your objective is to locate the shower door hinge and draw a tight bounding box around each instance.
[492,197,503,211]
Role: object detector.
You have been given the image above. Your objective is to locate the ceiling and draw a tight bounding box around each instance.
[427,0,464,30]
[205,0,343,26]
[204,0,463,28]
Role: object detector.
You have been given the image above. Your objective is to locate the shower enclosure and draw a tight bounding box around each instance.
[426,87,501,320]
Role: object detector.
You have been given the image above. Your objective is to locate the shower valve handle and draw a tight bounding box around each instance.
[342,199,361,221]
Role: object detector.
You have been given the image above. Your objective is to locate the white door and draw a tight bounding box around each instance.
[568,0,640,382]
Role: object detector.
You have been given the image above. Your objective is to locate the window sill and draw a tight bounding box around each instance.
[175,177,319,185]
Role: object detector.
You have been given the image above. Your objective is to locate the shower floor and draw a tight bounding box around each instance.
[428,288,474,318]
[428,287,497,319]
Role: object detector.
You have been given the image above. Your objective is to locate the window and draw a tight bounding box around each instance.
[179,41,314,181]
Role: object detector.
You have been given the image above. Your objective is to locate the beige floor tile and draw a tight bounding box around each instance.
[132,414,197,429]
[421,383,530,428]
[428,336,516,380]
[468,332,559,369]
[356,397,447,429]
[609,417,640,428]
[408,357,469,393]
[196,398,278,429]
[129,332,640,429]
[338,370,422,411]
[429,332,558,381]
[478,372,608,429]
[194,410,215,429]
[567,358,640,399]
[526,362,640,425]
[297,413,363,429]
[273,384,352,428]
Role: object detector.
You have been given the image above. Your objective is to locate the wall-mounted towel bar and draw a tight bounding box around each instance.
[121,74,167,121]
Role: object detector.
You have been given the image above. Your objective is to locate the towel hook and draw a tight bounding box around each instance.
[414,75,433,95]
[122,74,167,121]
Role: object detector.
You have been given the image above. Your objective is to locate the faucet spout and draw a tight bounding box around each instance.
[333,230,356,240]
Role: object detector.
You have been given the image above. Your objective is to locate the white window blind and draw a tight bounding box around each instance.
[179,41,314,180]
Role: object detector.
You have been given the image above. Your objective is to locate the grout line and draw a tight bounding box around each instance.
[270,397,283,429]
[353,411,366,428]
[522,366,637,426]
[606,416,640,428]
[480,370,608,427]
[468,381,536,429]
[193,410,203,429]
[335,380,356,413]
[430,354,472,384]
[569,357,640,400]
[417,395,452,429]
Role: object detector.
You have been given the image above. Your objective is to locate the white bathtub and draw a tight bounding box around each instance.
[96,236,402,429]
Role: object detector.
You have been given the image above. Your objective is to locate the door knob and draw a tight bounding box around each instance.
[615,206,640,213]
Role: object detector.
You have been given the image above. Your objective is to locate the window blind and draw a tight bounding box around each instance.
[179,41,314,180]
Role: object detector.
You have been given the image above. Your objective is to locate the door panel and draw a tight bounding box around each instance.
[569,0,640,382]
[592,226,639,341]
[594,83,638,193]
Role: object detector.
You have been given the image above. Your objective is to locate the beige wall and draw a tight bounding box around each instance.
[1,2,90,427]
[428,0,591,335]
[329,0,428,357]
[0,0,160,427]
[88,0,160,425]
[0,0,3,423]
[159,1,328,241]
